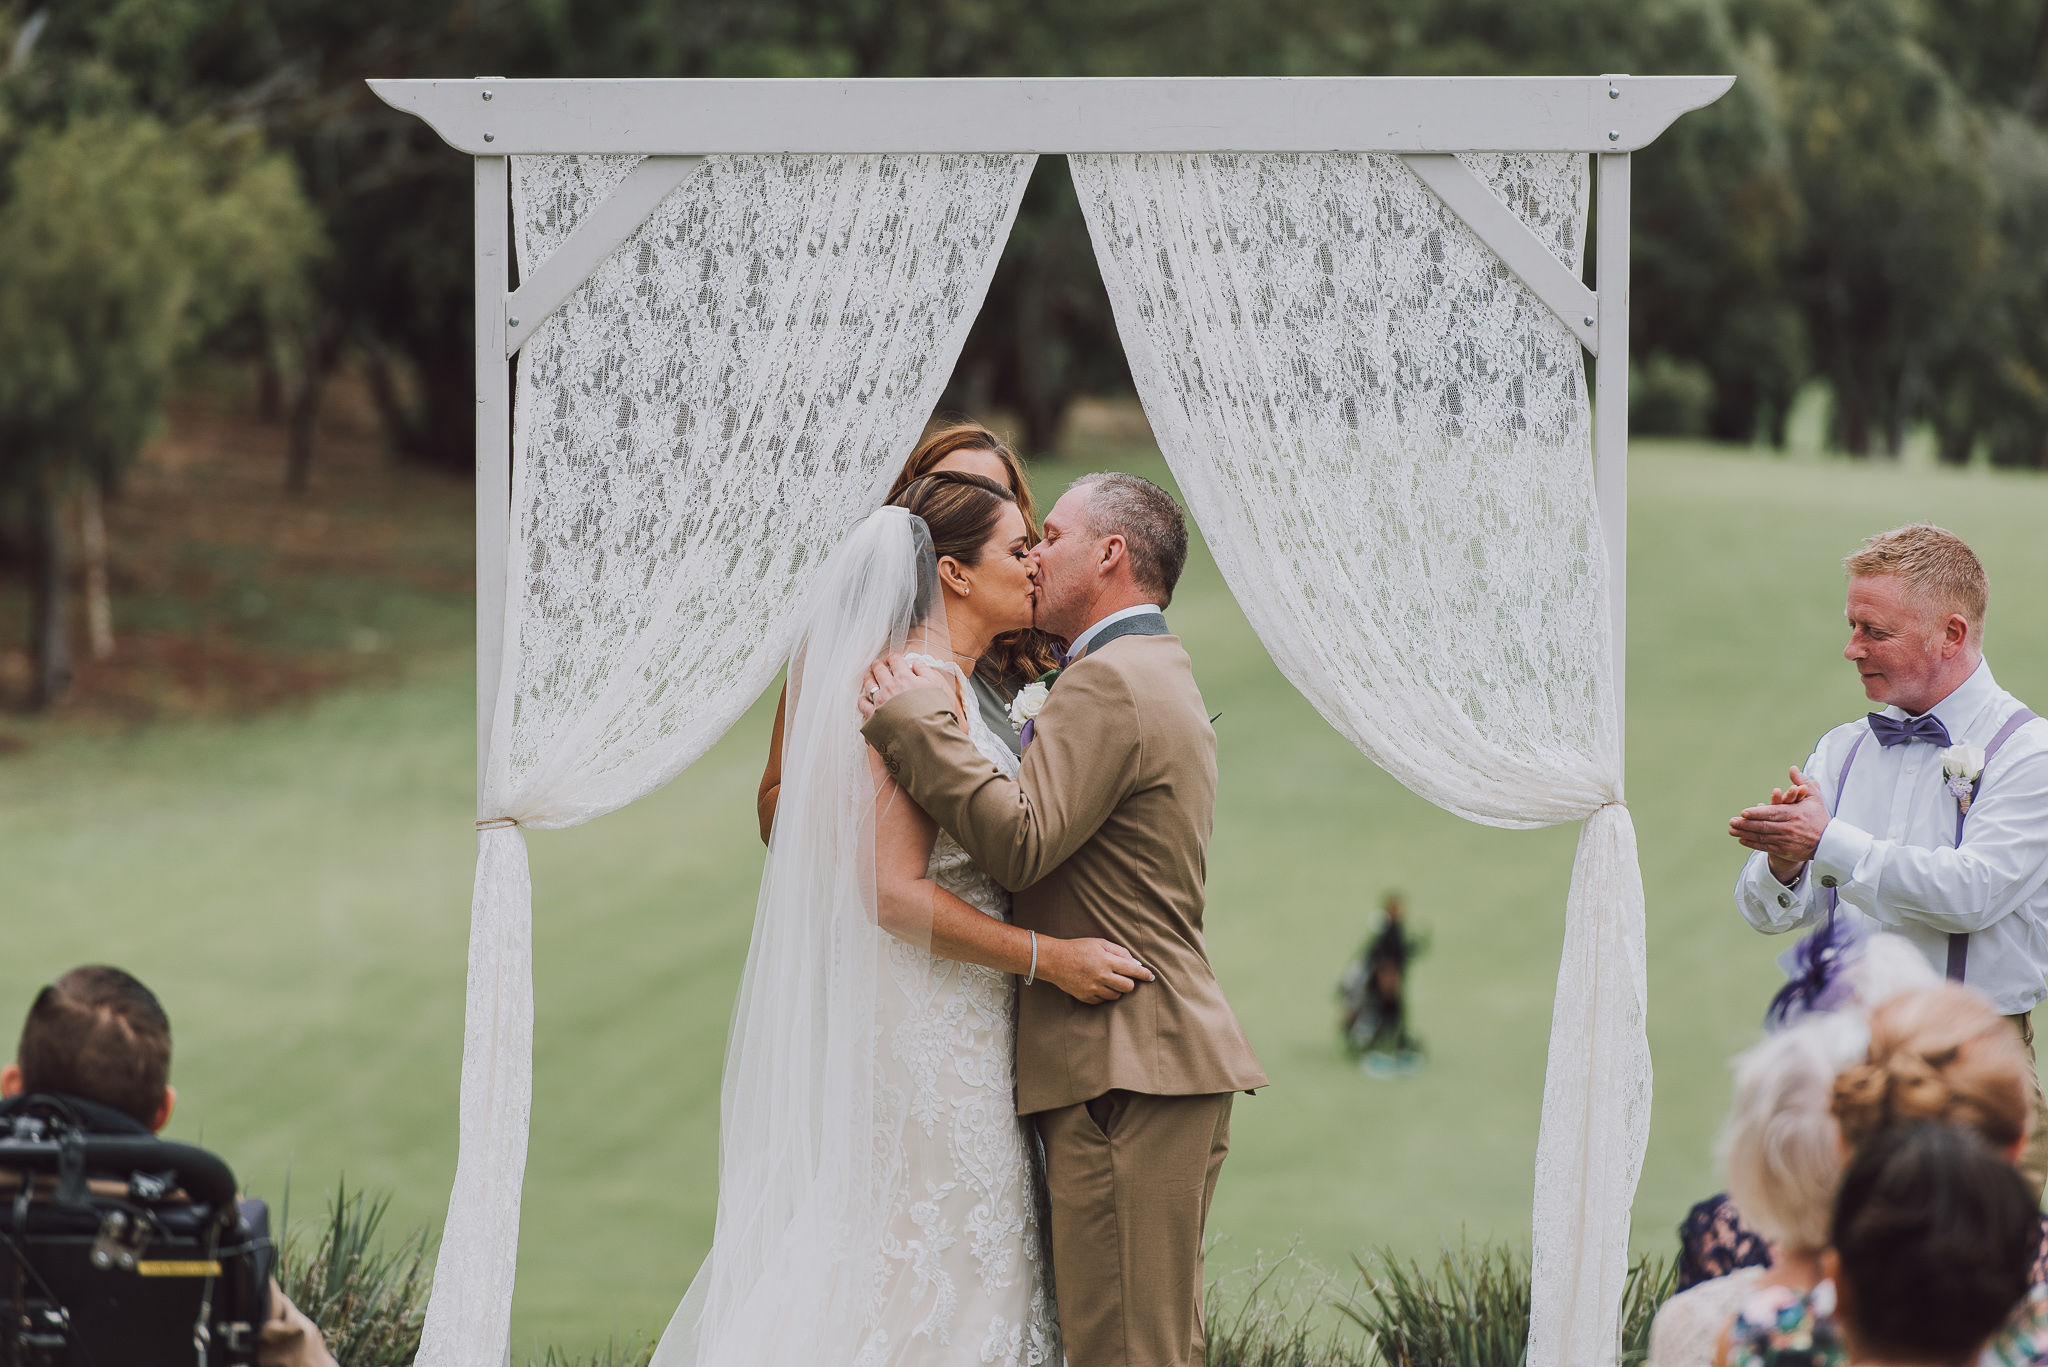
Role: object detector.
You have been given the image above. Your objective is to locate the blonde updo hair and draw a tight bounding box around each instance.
[1832,984,2032,1152]
[1721,1015,1869,1252]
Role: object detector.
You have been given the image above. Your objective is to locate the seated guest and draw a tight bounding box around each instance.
[1678,933,1937,1290]
[1649,1015,1865,1367]
[1831,1125,2039,1367]
[1734,1124,2036,1367]
[1722,984,2044,1367]
[0,965,337,1367]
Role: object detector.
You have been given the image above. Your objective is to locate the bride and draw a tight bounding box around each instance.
[654,470,1154,1367]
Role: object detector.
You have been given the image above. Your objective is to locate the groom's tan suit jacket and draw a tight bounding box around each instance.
[863,631,1265,1114]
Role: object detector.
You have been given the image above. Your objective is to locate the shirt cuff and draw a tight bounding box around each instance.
[1812,819,1873,892]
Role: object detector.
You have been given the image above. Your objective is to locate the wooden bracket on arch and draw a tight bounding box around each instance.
[502,155,706,359]
[1398,153,1601,355]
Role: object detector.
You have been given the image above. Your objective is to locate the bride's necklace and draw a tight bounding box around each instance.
[905,633,979,664]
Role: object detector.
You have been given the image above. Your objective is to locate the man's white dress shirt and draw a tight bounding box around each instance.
[1734,660,2048,1014]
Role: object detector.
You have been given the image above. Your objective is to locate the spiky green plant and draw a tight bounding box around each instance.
[1333,1245,1677,1367]
[276,1178,433,1367]
[526,1343,656,1367]
[1338,1243,1532,1367]
[1204,1250,1375,1367]
[1618,1256,1679,1366]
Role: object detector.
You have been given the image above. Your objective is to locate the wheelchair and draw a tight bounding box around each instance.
[0,1094,275,1366]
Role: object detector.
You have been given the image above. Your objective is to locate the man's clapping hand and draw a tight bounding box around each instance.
[1728,765,1831,884]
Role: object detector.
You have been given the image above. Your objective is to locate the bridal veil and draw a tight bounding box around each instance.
[654,506,946,1366]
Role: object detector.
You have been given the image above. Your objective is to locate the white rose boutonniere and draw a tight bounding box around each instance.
[1008,680,1051,733]
[1942,742,1988,814]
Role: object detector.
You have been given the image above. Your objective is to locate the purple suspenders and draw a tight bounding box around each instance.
[1826,706,2038,984]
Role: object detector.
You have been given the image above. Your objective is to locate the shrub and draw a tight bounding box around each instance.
[1631,353,1716,437]
[1327,1243,1676,1367]
[276,1179,432,1367]
[266,1186,1674,1367]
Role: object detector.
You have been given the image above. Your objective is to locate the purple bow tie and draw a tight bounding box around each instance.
[1867,712,1952,748]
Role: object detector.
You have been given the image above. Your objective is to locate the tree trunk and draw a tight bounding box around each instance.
[80,480,114,661]
[286,365,326,495]
[1767,394,1792,450]
[2024,0,2048,116]
[29,485,72,709]
[1887,355,1921,458]
[285,322,346,496]
[1936,423,1975,465]
[257,352,285,423]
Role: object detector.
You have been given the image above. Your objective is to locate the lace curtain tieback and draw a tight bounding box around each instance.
[475,817,520,831]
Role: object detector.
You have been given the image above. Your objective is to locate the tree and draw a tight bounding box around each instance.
[0,110,320,704]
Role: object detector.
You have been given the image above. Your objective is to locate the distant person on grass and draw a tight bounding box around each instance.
[1729,524,2048,1195]
[0,965,336,1367]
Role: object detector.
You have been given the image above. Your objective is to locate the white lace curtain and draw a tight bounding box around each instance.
[417,151,1034,1367]
[1072,152,1649,1367]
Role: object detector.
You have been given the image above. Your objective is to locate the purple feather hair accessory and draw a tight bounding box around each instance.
[1764,911,1868,1030]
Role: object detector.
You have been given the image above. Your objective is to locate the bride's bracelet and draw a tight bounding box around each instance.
[1025,931,1037,986]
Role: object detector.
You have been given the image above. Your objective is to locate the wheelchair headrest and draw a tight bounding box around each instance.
[0,1100,239,1211]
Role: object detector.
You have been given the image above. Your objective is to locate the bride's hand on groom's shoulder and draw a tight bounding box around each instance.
[859,654,952,719]
[1041,937,1156,1005]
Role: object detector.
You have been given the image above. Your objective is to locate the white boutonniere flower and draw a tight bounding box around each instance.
[1942,742,1987,813]
[1007,681,1050,733]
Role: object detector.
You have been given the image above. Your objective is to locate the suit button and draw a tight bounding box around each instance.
[1777,893,1792,908]
[1819,875,1837,888]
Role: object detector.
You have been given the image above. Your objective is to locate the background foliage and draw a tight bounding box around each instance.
[2,0,2046,697]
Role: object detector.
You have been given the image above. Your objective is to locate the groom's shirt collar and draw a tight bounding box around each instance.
[1067,603,1161,661]
[1882,657,1999,737]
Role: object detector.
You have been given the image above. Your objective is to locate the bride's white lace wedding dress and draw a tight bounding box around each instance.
[863,656,1059,1367]
[654,512,1056,1367]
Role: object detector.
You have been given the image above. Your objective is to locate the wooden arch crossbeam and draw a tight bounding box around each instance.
[377,75,1729,363]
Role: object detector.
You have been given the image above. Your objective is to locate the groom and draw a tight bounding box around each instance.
[860,471,1266,1367]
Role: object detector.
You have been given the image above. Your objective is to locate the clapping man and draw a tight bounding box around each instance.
[1729,525,2048,1193]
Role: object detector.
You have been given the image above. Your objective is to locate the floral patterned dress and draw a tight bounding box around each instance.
[1724,1281,2048,1367]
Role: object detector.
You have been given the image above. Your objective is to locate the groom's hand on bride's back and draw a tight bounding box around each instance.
[858,654,953,720]
[1042,937,1156,1005]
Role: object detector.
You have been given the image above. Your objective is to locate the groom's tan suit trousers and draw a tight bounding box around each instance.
[864,632,1266,1367]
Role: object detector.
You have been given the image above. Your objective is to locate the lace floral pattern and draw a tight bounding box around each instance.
[1071,151,1644,1367]
[496,153,1035,828]
[427,154,1033,1367]
[861,657,1058,1366]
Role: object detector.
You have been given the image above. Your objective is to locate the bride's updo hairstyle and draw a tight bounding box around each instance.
[1830,1123,2036,1366]
[887,460,1061,682]
[1832,983,2032,1152]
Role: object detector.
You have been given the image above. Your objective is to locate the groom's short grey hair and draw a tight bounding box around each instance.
[1070,472,1189,608]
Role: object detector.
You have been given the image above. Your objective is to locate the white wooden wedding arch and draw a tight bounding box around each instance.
[372,74,1731,1367]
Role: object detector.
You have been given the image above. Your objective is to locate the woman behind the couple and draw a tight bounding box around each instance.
[655,470,1149,1367]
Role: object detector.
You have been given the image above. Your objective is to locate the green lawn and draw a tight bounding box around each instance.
[5,438,2047,1354]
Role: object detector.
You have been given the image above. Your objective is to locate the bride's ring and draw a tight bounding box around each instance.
[866,686,879,701]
